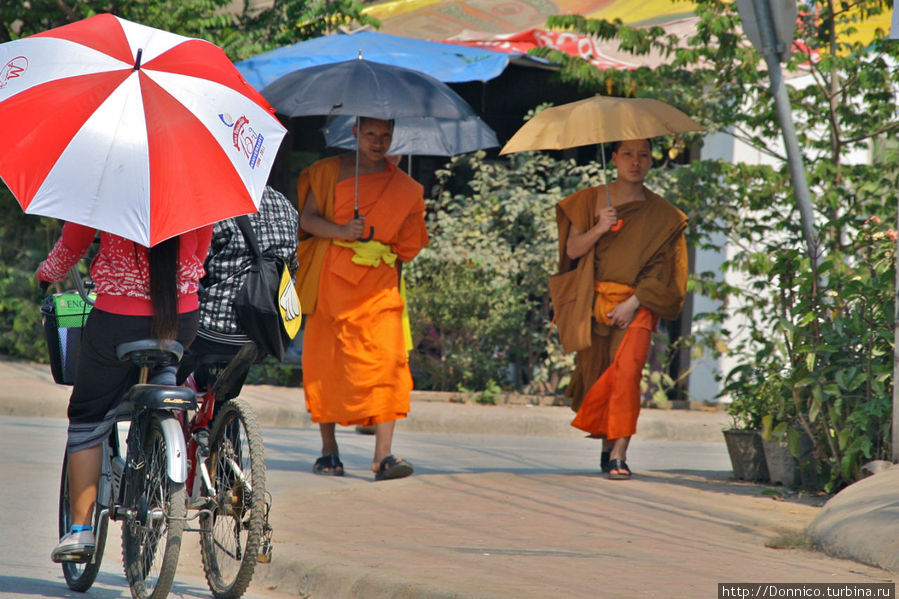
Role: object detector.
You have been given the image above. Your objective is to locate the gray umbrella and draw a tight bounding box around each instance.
[262,56,483,240]
[260,57,476,121]
[322,114,498,156]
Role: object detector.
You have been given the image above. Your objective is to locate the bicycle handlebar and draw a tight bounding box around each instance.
[69,266,95,306]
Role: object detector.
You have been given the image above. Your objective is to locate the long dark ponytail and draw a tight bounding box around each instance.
[149,236,179,340]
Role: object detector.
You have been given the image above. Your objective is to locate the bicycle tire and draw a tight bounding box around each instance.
[200,398,267,599]
[58,450,108,592]
[121,412,187,599]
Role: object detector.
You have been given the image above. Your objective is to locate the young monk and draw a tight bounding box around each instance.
[296,117,428,480]
[556,139,688,479]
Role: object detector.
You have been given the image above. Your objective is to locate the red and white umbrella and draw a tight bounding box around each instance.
[0,14,286,246]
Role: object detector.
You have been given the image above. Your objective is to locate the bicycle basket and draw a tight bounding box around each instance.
[41,291,94,385]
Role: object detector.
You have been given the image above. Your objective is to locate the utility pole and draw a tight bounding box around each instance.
[739,1,898,462]
[737,0,818,262]
[894,207,899,461]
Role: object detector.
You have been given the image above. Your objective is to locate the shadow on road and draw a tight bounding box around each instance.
[635,469,829,506]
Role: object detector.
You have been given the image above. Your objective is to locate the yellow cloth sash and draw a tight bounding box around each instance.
[593,281,635,326]
[332,239,412,351]
[332,239,398,267]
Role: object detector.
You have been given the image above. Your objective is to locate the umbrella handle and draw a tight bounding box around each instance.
[354,207,374,242]
[610,219,623,232]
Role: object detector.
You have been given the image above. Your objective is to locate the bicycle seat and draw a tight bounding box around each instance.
[116,339,184,368]
[120,384,197,411]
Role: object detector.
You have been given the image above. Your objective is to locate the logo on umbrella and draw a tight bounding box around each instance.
[220,112,266,169]
[0,56,27,89]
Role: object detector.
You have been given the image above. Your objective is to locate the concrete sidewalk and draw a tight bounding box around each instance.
[2,358,897,597]
[0,359,734,441]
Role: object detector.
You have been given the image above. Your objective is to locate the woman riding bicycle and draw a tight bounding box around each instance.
[37,222,212,563]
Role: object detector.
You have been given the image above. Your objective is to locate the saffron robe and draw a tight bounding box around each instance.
[556,186,688,439]
[298,157,429,426]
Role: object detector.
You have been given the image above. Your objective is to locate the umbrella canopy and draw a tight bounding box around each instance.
[499,95,703,155]
[322,114,498,156]
[234,30,532,90]
[261,57,478,121]
[0,13,286,247]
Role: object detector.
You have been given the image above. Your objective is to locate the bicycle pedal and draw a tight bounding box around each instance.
[257,544,272,563]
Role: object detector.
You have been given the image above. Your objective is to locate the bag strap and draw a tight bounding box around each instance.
[235,215,264,267]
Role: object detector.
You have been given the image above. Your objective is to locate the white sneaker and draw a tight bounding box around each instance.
[51,530,95,563]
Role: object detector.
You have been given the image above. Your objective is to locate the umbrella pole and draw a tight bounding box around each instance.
[354,115,361,216]
[354,115,374,242]
[600,142,611,207]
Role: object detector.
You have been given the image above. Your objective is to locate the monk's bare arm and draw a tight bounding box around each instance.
[299,189,364,240]
[565,205,618,259]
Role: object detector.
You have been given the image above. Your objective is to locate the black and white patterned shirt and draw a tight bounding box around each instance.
[197,186,299,343]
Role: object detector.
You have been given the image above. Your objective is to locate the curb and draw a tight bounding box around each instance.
[0,360,730,442]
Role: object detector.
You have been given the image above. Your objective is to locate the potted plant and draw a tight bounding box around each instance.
[759,374,800,487]
[721,367,770,482]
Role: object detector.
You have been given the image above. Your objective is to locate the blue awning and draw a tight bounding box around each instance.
[235,30,544,90]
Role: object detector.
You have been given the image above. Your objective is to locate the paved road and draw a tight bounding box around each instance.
[0,415,731,598]
[3,415,894,599]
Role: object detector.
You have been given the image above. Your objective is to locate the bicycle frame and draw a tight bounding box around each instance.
[181,375,218,506]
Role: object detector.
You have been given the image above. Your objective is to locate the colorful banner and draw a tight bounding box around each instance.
[449,28,638,70]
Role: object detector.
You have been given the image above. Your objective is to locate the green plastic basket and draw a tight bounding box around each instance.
[41,291,94,385]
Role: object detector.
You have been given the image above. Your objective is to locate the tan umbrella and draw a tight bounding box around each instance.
[499,95,703,155]
[499,95,702,221]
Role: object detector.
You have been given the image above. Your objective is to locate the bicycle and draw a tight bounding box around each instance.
[180,340,273,599]
[50,265,273,599]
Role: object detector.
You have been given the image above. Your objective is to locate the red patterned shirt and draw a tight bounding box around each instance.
[38,223,212,316]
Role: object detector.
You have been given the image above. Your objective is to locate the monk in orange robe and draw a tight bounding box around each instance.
[297,117,428,481]
[557,139,688,479]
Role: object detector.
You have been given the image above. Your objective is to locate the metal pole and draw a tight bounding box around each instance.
[600,142,610,206]
[750,0,818,262]
[354,115,360,215]
[893,209,899,462]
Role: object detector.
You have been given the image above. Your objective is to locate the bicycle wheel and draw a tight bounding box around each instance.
[200,398,267,599]
[121,413,187,599]
[58,450,108,591]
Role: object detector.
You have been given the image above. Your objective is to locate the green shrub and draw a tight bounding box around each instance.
[405,149,602,393]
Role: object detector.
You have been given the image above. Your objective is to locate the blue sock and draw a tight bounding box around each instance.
[71,525,92,533]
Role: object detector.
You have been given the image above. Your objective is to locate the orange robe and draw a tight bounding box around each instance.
[298,157,429,426]
[556,186,688,440]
